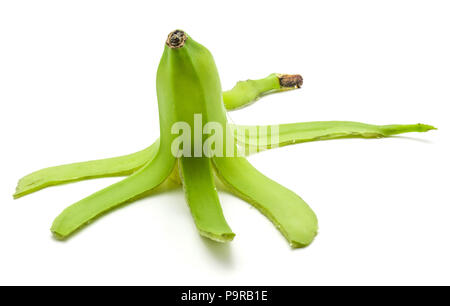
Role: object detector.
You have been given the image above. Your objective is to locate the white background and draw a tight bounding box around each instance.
[0,0,449,285]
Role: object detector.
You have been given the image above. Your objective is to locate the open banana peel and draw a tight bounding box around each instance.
[14,30,436,248]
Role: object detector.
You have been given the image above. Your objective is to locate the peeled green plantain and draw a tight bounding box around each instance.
[14,30,436,248]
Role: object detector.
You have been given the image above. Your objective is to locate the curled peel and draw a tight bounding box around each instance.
[214,155,318,247]
[180,158,234,242]
[51,149,176,239]
[13,30,436,248]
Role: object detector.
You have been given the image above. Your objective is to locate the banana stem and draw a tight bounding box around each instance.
[223,73,302,110]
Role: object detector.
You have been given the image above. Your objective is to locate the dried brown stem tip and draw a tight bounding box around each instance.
[277,74,303,89]
[166,30,187,49]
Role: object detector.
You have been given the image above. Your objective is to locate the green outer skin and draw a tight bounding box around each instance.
[213,155,318,247]
[235,122,437,152]
[51,151,175,238]
[13,141,159,199]
[222,73,283,110]
[180,157,234,242]
[13,31,437,247]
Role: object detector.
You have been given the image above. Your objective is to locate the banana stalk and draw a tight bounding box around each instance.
[223,73,302,110]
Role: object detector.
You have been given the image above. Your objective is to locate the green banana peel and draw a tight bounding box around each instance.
[180,157,235,242]
[213,155,318,247]
[14,30,436,248]
[234,122,436,153]
[51,151,175,238]
[14,141,159,199]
